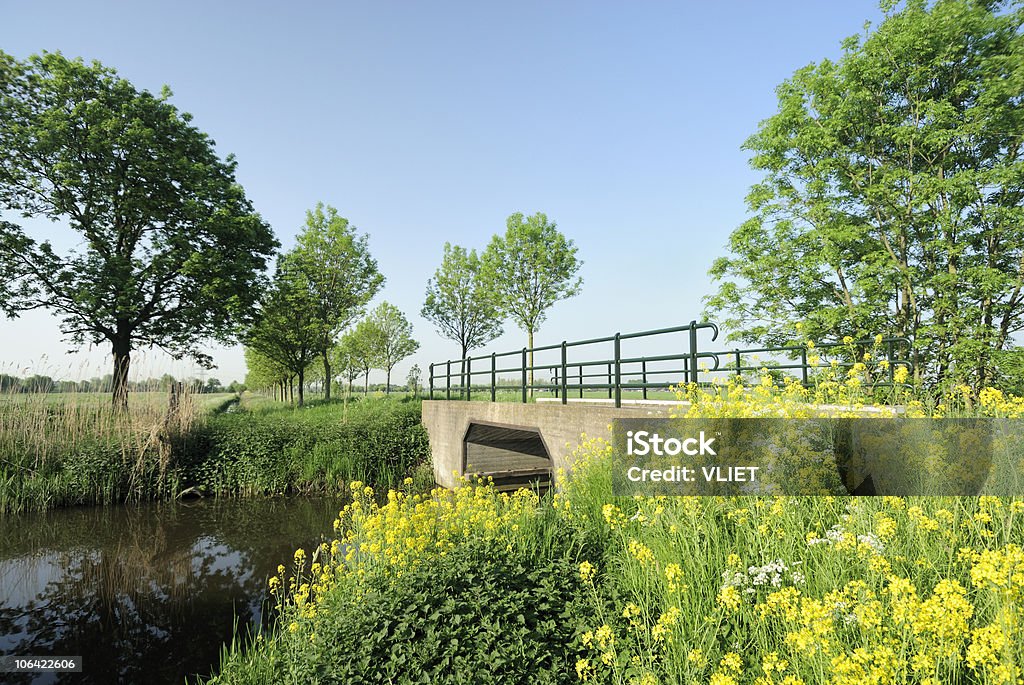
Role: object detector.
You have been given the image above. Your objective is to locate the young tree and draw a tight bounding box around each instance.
[421,243,503,396]
[365,302,419,394]
[406,364,422,397]
[346,318,382,396]
[288,203,383,401]
[0,52,277,408]
[481,212,583,394]
[244,256,321,407]
[704,0,1024,387]
[331,334,366,399]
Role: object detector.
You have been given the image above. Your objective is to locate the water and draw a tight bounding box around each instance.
[0,497,345,684]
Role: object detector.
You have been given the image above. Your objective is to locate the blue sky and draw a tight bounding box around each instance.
[0,1,884,386]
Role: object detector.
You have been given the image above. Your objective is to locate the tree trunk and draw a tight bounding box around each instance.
[322,352,332,402]
[364,371,369,396]
[111,329,131,412]
[386,367,392,395]
[461,342,468,399]
[297,368,305,407]
[527,328,534,399]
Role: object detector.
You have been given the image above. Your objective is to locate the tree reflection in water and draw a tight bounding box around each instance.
[0,497,342,684]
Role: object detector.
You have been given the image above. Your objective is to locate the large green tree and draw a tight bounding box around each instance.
[421,242,503,396]
[288,203,383,401]
[0,52,277,408]
[704,0,1024,387]
[365,301,419,394]
[481,212,583,393]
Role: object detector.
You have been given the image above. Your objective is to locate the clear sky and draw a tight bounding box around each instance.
[0,0,885,386]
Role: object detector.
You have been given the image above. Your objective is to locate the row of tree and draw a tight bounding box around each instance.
[420,212,584,392]
[245,300,419,402]
[240,204,418,405]
[244,209,585,404]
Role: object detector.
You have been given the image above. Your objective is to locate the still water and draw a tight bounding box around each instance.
[0,497,345,684]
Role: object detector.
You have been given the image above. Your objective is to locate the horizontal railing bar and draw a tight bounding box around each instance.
[618,323,718,340]
[427,325,913,404]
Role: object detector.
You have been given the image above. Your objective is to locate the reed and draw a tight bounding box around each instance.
[0,387,212,514]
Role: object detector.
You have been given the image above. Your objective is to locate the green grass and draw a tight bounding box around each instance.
[178,394,430,498]
[0,390,429,514]
[0,388,221,513]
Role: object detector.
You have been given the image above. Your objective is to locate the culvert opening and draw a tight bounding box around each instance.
[463,422,552,492]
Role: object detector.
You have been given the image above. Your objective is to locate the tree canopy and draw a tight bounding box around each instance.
[481,212,583,391]
[244,255,321,406]
[287,203,383,400]
[365,302,419,394]
[0,51,278,407]
[704,0,1024,387]
[422,242,503,360]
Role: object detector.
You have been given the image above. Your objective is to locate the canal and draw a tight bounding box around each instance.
[0,496,344,684]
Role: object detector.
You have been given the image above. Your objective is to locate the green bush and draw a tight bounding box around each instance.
[313,544,589,685]
[206,540,596,685]
[181,398,430,496]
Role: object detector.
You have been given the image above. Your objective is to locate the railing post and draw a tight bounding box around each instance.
[578,365,583,399]
[614,333,622,408]
[688,320,699,385]
[465,357,472,401]
[521,348,528,403]
[642,359,648,400]
[553,367,559,399]
[446,360,451,400]
[428,363,434,400]
[886,339,895,383]
[801,348,809,386]
[560,341,568,405]
[734,349,741,378]
[607,362,612,399]
[491,353,496,402]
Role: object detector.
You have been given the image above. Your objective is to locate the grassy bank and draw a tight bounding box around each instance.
[206,371,1024,685]
[0,392,430,515]
[0,390,229,513]
[179,395,430,497]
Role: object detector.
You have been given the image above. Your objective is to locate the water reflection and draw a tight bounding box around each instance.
[0,497,343,684]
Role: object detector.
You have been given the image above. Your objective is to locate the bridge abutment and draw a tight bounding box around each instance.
[421,400,676,489]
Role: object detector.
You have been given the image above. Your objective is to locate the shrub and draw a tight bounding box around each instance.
[181,398,430,496]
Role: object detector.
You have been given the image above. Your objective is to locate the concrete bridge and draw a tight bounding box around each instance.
[421,323,913,491]
[421,399,676,490]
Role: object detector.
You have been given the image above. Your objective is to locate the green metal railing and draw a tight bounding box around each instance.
[427,321,913,408]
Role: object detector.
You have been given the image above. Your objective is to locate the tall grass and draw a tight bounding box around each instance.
[0,391,430,515]
[0,388,224,513]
